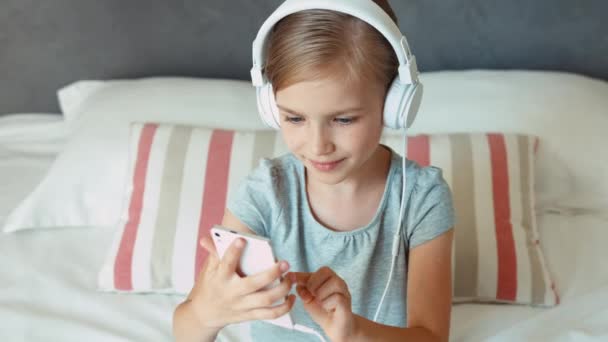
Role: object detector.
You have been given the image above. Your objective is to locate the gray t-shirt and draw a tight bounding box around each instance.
[227,146,454,341]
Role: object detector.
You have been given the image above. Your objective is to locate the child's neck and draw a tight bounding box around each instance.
[305,145,392,232]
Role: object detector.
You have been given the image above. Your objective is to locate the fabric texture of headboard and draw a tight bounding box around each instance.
[1,0,607,114]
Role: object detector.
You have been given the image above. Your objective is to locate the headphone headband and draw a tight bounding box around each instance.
[251,0,418,87]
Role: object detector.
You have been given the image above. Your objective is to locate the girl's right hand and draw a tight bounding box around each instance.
[186,233,296,331]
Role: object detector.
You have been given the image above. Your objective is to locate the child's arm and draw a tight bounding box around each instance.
[173,282,223,342]
[351,314,444,342]
[353,228,454,342]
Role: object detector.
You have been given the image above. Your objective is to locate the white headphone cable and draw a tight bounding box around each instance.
[373,129,408,322]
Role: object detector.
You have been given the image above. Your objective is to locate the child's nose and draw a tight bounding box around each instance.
[310,126,334,156]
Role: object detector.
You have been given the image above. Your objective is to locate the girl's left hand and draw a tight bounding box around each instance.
[289,267,357,342]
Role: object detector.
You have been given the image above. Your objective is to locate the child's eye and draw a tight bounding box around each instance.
[284,116,304,124]
[334,117,356,125]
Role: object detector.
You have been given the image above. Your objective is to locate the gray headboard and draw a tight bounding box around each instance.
[2,0,607,114]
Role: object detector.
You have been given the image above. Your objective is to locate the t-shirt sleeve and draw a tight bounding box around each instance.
[226,158,279,237]
[405,166,455,248]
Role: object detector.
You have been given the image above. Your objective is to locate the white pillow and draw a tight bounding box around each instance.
[406,70,608,211]
[3,78,266,232]
[56,77,268,130]
[57,80,114,122]
[3,71,607,232]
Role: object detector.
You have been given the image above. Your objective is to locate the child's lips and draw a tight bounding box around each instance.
[309,158,345,172]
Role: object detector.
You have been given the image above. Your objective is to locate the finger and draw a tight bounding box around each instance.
[314,277,350,302]
[238,275,294,311]
[318,293,350,313]
[191,256,213,293]
[297,286,329,326]
[245,294,296,322]
[241,260,290,294]
[290,272,311,286]
[218,238,246,276]
[307,266,334,294]
[199,235,219,270]
[296,285,315,304]
[200,232,217,253]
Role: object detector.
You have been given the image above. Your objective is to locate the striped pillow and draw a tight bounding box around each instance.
[98,122,558,307]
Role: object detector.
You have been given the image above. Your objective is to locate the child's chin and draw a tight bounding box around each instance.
[307,169,351,185]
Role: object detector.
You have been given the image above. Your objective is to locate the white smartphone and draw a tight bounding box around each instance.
[210,225,295,329]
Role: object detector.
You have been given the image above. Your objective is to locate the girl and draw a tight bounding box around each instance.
[174,1,454,341]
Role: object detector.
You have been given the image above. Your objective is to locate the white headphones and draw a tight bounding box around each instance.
[250,0,423,130]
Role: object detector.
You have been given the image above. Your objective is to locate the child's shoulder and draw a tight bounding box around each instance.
[407,160,447,188]
[245,153,300,189]
[401,157,452,206]
[382,146,450,200]
[386,147,447,189]
[251,153,299,175]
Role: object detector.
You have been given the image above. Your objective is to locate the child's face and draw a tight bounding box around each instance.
[275,76,386,185]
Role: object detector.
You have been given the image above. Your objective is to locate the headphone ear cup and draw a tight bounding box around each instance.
[383,79,423,130]
[256,83,281,130]
[404,83,423,129]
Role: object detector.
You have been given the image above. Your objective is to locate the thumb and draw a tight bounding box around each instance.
[297,285,329,326]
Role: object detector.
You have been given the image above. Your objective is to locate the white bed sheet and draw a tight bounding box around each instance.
[0,114,68,224]
[1,114,607,342]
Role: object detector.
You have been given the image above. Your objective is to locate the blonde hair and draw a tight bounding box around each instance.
[264,0,399,93]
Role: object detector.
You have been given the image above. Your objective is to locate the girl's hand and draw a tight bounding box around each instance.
[187,233,296,331]
[290,267,357,342]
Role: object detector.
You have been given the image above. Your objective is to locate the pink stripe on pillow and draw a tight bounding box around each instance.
[487,133,517,301]
[195,130,234,281]
[114,123,158,290]
[407,135,430,166]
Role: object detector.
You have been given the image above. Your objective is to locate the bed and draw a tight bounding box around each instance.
[2,1,608,341]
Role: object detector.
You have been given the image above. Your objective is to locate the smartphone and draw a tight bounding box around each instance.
[210,225,295,329]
